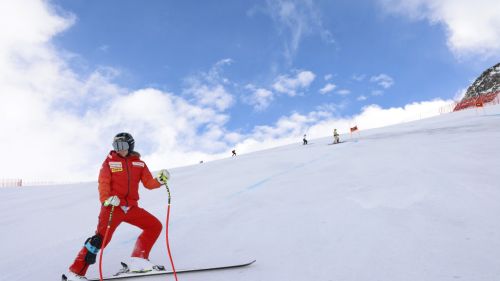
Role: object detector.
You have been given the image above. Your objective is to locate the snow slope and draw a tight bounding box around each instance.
[1,105,499,281]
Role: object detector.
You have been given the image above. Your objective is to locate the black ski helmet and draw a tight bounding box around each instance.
[113,132,135,153]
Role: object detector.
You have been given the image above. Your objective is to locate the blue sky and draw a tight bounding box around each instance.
[50,0,495,129]
[1,0,499,181]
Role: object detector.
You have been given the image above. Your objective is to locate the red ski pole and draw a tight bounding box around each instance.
[165,185,179,281]
[99,205,115,281]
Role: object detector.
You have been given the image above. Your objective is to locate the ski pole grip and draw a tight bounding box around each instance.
[107,206,115,227]
[165,185,172,205]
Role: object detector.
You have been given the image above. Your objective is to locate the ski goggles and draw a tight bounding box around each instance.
[112,140,129,151]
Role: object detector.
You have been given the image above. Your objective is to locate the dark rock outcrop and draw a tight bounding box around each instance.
[463,63,500,99]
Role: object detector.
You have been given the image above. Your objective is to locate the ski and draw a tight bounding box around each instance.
[85,259,256,280]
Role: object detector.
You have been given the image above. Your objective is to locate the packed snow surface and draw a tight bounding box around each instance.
[1,105,499,281]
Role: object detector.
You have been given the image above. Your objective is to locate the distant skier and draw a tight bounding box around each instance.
[63,132,170,281]
[333,129,340,144]
[303,134,308,145]
[232,149,237,156]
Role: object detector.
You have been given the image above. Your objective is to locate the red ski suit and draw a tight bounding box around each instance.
[69,151,163,276]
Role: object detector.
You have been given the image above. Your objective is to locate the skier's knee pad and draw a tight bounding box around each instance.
[84,234,103,264]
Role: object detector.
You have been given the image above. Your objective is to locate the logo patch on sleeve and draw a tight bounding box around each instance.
[132,161,145,167]
[109,161,123,172]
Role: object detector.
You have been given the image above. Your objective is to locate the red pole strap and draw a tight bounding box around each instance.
[99,205,115,281]
[166,200,179,281]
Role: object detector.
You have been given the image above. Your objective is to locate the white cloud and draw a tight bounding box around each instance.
[263,0,334,64]
[337,89,351,96]
[245,87,275,111]
[210,58,233,81]
[185,84,234,111]
[372,90,384,96]
[357,95,368,101]
[352,74,366,81]
[370,74,394,89]
[0,1,240,181]
[324,74,333,81]
[315,102,346,113]
[233,98,454,155]
[378,0,500,58]
[319,83,336,94]
[351,99,453,129]
[0,0,74,49]
[183,59,235,111]
[272,70,316,96]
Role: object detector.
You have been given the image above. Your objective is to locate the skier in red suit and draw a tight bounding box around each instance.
[64,132,170,281]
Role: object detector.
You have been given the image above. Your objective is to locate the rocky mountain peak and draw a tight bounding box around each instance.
[463,63,500,100]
